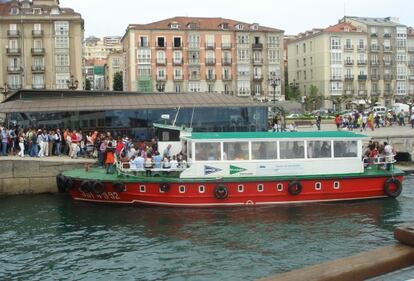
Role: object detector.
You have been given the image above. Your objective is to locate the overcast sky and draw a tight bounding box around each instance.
[60,0,413,38]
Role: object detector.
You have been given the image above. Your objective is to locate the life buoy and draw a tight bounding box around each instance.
[288,181,302,195]
[56,174,66,193]
[214,184,228,199]
[93,181,105,195]
[113,182,126,193]
[383,178,402,198]
[63,177,73,192]
[160,183,170,192]
[79,181,92,193]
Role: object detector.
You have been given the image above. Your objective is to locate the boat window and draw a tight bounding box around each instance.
[139,185,146,192]
[179,185,185,193]
[277,183,283,191]
[279,141,305,159]
[238,185,244,192]
[307,141,332,158]
[195,142,221,161]
[223,142,249,161]
[251,141,278,160]
[334,141,358,158]
[315,182,322,190]
[198,185,205,193]
[257,184,264,192]
[334,181,340,189]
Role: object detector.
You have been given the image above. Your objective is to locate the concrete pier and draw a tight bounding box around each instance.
[0,156,96,196]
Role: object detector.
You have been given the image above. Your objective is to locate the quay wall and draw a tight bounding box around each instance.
[0,158,95,196]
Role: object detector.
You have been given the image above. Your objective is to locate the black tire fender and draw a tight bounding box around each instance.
[113,182,126,193]
[288,181,303,196]
[160,183,170,192]
[214,184,228,199]
[93,181,105,195]
[383,178,402,198]
[56,174,66,193]
[79,180,92,193]
[63,177,74,192]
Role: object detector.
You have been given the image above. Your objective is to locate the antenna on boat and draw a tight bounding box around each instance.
[172,106,181,127]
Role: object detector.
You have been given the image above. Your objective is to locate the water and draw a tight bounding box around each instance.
[1,177,414,281]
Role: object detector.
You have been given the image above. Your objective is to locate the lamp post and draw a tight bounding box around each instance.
[0,83,9,98]
[156,82,165,93]
[269,75,281,112]
[66,75,79,90]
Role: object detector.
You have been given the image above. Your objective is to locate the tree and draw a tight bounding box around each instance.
[85,78,91,91]
[305,85,323,111]
[284,69,301,101]
[330,95,352,112]
[113,72,123,91]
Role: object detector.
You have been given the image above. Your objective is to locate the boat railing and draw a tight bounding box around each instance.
[115,160,187,177]
[363,154,396,168]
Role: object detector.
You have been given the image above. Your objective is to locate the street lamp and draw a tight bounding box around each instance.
[66,75,79,90]
[156,82,165,93]
[0,83,9,99]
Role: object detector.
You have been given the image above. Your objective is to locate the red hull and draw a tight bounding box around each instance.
[68,176,404,207]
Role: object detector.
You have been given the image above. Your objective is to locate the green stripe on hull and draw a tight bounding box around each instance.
[63,166,404,183]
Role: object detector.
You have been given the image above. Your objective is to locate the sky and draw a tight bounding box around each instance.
[60,0,413,38]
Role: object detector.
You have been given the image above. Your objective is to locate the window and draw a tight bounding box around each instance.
[188,35,200,48]
[330,37,341,50]
[303,43,306,53]
[334,182,340,189]
[34,23,42,31]
[199,185,205,193]
[137,49,151,64]
[157,68,166,79]
[56,73,69,89]
[174,68,182,79]
[173,37,182,47]
[277,184,283,192]
[33,39,42,49]
[32,74,44,88]
[175,84,181,93]
[315,182,322,190]
[238,185,244,192]
[157,37,165,47]
[55,36,69,48]
[8,75,21,88]
[156,51,166,63]
[54,21,69,36]
[223,142,249,160]
[279,141,305,159]
[173,51,182,64]
[179,185,185,193]
[139,185,146,192]
[189,82,200,92]
[55,54,69,66]
[195,142,221,161]
[331,53,342,65]
[333,141,358,157]
[257,184,264,192]
[307,141,332,158]
[237,35,249,44]
[139,36,148,47]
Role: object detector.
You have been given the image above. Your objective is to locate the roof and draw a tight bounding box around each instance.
[0,0,81,17]
[186,131,369,140]
[344,16,404,27]
[0,90,264,113]
[290,22,365,43]
[324,22,360,33]
[128,16,283,33]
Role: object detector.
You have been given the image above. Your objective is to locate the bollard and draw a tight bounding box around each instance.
[84,162,89,172]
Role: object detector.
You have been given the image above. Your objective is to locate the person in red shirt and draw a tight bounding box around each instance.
[334,114,341,130]
[105,142,115,174]
[70,130,78,158]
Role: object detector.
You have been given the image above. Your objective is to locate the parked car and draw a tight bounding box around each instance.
[391,103,409,116]
[286,113,301,119]
[372,106,387,117]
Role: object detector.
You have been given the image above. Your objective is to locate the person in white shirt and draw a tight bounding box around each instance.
[133,155,145,170]
[383,142,394,170]
[162,156,171,169]
[410,112,414,128]
[170,155,178,169]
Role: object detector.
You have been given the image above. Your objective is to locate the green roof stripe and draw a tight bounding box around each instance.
[187,131,369,140]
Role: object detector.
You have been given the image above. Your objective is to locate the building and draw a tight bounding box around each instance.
[104,51,124,90]
[288,17,411,109]
[408,28,414,96]
[0,0,84,101]
[0,90,268,136]
[83,35,122,61]
[122,17,284,101]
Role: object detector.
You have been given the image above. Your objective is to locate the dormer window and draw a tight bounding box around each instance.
[10,7,19,15]
[51,7,60,15]
[344,26,350,32]
[33,8,42,15]
[187,23,197,29]
[170,23,179,29]
[220,23,229,30]
[22,2,30,9]
[236,24,244,30]
[250,24,259,30]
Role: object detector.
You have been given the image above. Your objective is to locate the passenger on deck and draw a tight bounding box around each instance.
[105,143,115,174]
[153,151,163,168]
[134,154,145,170]
[144,152,153,176]
[170,155,178,169]
[163,144,172,159]
[162,156,171,169]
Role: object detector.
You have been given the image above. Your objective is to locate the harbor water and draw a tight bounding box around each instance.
[1,176,414,281]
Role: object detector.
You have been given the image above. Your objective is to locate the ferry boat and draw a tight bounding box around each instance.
[59,127,404,207]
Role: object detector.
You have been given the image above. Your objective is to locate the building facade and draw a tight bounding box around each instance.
[122,17,284,100]
[83,35,122,61]
[288,17,411,109]
[0,0,84,100]
[104,51,124,90]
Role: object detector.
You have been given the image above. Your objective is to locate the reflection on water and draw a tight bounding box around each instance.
[0,177,413,281]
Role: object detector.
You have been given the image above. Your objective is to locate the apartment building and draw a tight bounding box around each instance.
[288,17,411,108]
[104,51,124,90]
[122,17,284,100]
[0,0,84,99]
[408,28,414,96]
[84,36,122,61]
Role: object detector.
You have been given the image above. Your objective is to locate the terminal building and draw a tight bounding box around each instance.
[0,90,268,139]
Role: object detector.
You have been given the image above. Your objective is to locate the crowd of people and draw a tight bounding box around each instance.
[0,124,189,175]
[334,110,414,131]
[363,140,395,170]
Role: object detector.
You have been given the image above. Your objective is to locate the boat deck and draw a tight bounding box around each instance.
[63,165,404,183]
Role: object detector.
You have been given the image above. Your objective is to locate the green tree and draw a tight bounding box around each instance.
[113,72,123,91]
[305,85,323,111]
[284,69,301,101]
[85,78,91,91]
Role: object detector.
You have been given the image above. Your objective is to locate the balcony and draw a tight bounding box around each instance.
[357,60,368,66]
[156,58,166,65]
[252,43,263,50]
[206,74,216,81]
[155,43,166,49]
[357,90,368,96]
[7,66,22,73]
[205,42,216,49]
[205,58,216,65]
[384,33,391,38]
[358,74,367,80]
[188,43,200,49]
[9,84,22,90]
[344,90,354,96]
[253,74,263,81]
[330,76,342,81]
[156,75,167,81]
[189,74,200,80]
[172,43,183,49]
[344,45,354,51]
[32,65,45,73]
[408,47,414,53]
[344,75,354,81]
[31,48,45,55]
[357,45,366,51]
[370,46,380,52]
[344,60,354,66]
[384,74,393,80]
[383,46,393,52]
[252,58,263,65]
[221,43,232,50]
[370,33,378,37]
[371,74,380,80]
[384,60,393,66]
[32,30,43,37]
[173,75,183,81]
[6,48,21,55]
[371,91,380,96]
[222,58,232,66]
[7,30,20,37]
[32,84,45,89]
[188,58,200,65]
[222,74,232,81]
[172,58,183,65]
[370,60,380,66]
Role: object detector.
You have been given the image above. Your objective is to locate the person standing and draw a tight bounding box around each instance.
[367,112,375,131]
[105,142,115,174]
[54,129,62,156]
[411,111,414,129]
[315,112,321,131]
[17,133,25,157]
[334,114,341,130]
[398,110,406,126]
[70,130,78,159]
[0,125,8,156]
